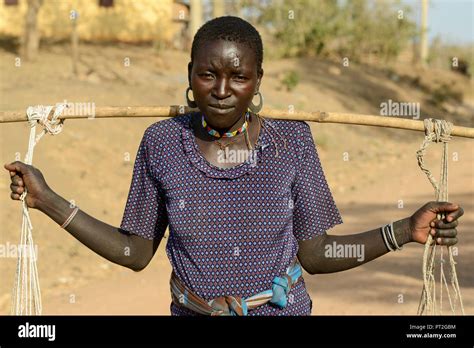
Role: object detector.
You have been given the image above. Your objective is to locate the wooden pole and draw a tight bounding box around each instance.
[0,106,472,139]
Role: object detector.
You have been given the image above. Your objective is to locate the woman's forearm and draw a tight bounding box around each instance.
[298,218,413,274]
[36,190,147,271]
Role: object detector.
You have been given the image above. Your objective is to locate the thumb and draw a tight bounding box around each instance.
[4,161,26,174]
[429,201,459,216]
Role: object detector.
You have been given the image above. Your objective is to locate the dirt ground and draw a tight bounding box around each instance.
[0,44,472,315]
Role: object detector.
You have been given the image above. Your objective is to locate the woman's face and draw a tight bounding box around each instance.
[188,39,263,130]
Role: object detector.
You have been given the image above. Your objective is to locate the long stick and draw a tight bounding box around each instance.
[0,106,472,139]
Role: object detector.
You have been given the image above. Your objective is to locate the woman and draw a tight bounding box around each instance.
[4,16,464,316]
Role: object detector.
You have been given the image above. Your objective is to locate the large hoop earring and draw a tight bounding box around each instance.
[186,87,197,108]
[249,91,263,113]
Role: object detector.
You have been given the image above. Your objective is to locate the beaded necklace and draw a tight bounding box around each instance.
[201,111,249,138]
[201,112,252,160]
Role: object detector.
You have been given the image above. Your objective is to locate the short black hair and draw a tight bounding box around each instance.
[190,16,263,74]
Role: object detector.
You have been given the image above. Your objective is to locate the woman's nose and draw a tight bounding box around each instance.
[213,77,231,99]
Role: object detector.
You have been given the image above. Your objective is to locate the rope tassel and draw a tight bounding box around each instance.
[416,118,464,315]
[11,104,67,315]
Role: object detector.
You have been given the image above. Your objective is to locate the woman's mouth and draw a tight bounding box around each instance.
[208,104,235,113]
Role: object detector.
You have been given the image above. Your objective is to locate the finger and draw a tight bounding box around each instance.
[435,237,458,246]
[11,175,23,186]
[430,219,458,229]
[10,184,24,194]
[431,228,457,239]
[10,192,20,200]
[446,206,464,222]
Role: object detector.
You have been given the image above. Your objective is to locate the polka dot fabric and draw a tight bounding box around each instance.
[120,112,343,315]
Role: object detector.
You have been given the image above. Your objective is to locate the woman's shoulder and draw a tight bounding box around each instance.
[262,117,311,147]
[142,113,193,142]
[265,118,309,132]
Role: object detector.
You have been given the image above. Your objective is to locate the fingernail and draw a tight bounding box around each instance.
[437,238,442,243]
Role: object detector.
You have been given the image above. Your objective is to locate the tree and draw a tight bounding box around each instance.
[256,0,416,63]
[213,0,225,18]
[420,0,429,67]
[190,0,203,40]
[22,0,43,61]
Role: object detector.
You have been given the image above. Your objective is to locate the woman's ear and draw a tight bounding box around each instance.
[187,62,193,87]
[256,68,264,92]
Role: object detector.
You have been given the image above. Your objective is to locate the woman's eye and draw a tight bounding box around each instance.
[201,73,213,78]
[235,75,247,81]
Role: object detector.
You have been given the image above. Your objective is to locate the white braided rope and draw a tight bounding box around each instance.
[11,104,66,315]
[416,118,464,315]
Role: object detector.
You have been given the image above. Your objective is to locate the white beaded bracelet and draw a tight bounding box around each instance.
[381,222,403,251]
[381,223,394,252]
[388,222,403,250]
[61,206,80,229]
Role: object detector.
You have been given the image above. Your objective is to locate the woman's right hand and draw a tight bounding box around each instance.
[4,161,53,209]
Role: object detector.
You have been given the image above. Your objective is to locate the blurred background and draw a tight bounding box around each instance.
[0,0,472,315]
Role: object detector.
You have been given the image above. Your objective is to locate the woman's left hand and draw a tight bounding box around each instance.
[409,201,464,245]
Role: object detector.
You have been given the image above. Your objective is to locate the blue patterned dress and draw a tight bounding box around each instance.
[120,112,343,315]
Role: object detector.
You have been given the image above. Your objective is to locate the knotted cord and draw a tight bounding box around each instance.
[11,104,66,315]
[416,118,464,315]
